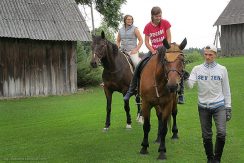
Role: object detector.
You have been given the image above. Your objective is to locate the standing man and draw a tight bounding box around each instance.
[187,44,232,163]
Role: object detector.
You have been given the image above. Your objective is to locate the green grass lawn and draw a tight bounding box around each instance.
[0,56,244,163]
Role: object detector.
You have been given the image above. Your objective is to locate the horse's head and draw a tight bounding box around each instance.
[162,38,187,92]
[90,31,108,68]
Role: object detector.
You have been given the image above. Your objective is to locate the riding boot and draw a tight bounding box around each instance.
[124,53,152,102]
[178,70,189,104]
[178,78,185,104]
[124,58,143,102]
[124,73,138,102]
[203,139,214,163]
[183,70,190,80]
[213,137,225,163]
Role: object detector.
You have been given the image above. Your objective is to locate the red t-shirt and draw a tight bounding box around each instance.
[143,19,171,50]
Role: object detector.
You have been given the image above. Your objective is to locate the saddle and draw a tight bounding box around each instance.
[121,50,135,71]
[136,53,153,77]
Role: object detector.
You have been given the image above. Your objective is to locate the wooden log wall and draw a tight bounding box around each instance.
[0,38,77,98]
[220,24,244,56]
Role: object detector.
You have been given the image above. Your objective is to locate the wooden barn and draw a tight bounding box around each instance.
[214,0,244,56]
[0,0,91,98]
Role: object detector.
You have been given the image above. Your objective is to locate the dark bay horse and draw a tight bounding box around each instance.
[90,31,141,130]
[139,38,187,160]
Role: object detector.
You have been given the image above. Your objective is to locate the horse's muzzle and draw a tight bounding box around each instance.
[166,84,178,93]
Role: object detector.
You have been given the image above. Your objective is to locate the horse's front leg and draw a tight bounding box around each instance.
[171,106,179,139]
[157,101,173,160]
[104,88,112,131]
[157,118,168,160]
[123,95,132,129]
[140,102,151,155]
[155,107,162,143]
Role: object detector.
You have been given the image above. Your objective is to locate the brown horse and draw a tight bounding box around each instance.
[90,31,141,130]
[139,38,187,160]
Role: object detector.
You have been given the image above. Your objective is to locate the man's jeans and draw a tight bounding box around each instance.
[198,105,226,140]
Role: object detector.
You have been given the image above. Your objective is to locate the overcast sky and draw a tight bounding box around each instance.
[80,0,230,52]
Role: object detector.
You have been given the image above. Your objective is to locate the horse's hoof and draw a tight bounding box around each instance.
[136,113,140,121]
[154,137,160,144]
[103,127,109,132]
[157,152,167,160]
[126,124,132,129]
[171,134,179,140]
[140,147,148,155]
[137,116,144,124]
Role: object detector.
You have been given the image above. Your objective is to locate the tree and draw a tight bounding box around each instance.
[93,22,116,42]
[75,0,127,30]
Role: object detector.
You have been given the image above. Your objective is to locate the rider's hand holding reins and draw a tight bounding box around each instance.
[152,49,158,55]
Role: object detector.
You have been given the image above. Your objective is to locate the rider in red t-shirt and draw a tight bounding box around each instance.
[143,10,171,54]
[124,6,185,104]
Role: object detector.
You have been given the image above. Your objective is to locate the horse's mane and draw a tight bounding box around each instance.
[106,39,119,56]
[99,38,120,68]
[157,46,166,63]
[158,46,166,55]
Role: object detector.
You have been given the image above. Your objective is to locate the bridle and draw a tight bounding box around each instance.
[162,51,185,80]
[153,39,187,97]
[93,40,108,60]
[92,39,124,74]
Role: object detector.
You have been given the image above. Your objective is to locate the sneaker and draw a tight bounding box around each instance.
[178,95,185,104]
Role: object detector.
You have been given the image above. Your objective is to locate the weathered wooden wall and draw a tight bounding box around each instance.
[0,38,77,98]
[220,24,244,56]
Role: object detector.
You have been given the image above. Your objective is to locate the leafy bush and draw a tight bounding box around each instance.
[184,50,202,64]
[77,60,102,87]
[76,41,102,87]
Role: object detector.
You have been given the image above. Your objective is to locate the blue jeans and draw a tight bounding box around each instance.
[198,105,226,140]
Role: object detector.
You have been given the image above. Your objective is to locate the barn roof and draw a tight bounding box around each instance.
[0,0,91,41]
[214,0,244,26]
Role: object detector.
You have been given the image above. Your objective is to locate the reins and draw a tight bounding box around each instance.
[122,52,134,74]
[97,40,132,75]
[163,52,184,79]
[154,52,161,98]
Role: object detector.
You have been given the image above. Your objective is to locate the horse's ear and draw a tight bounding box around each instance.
[179,38,187,50]
[101,31,105,39]
[163,38,171,49]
